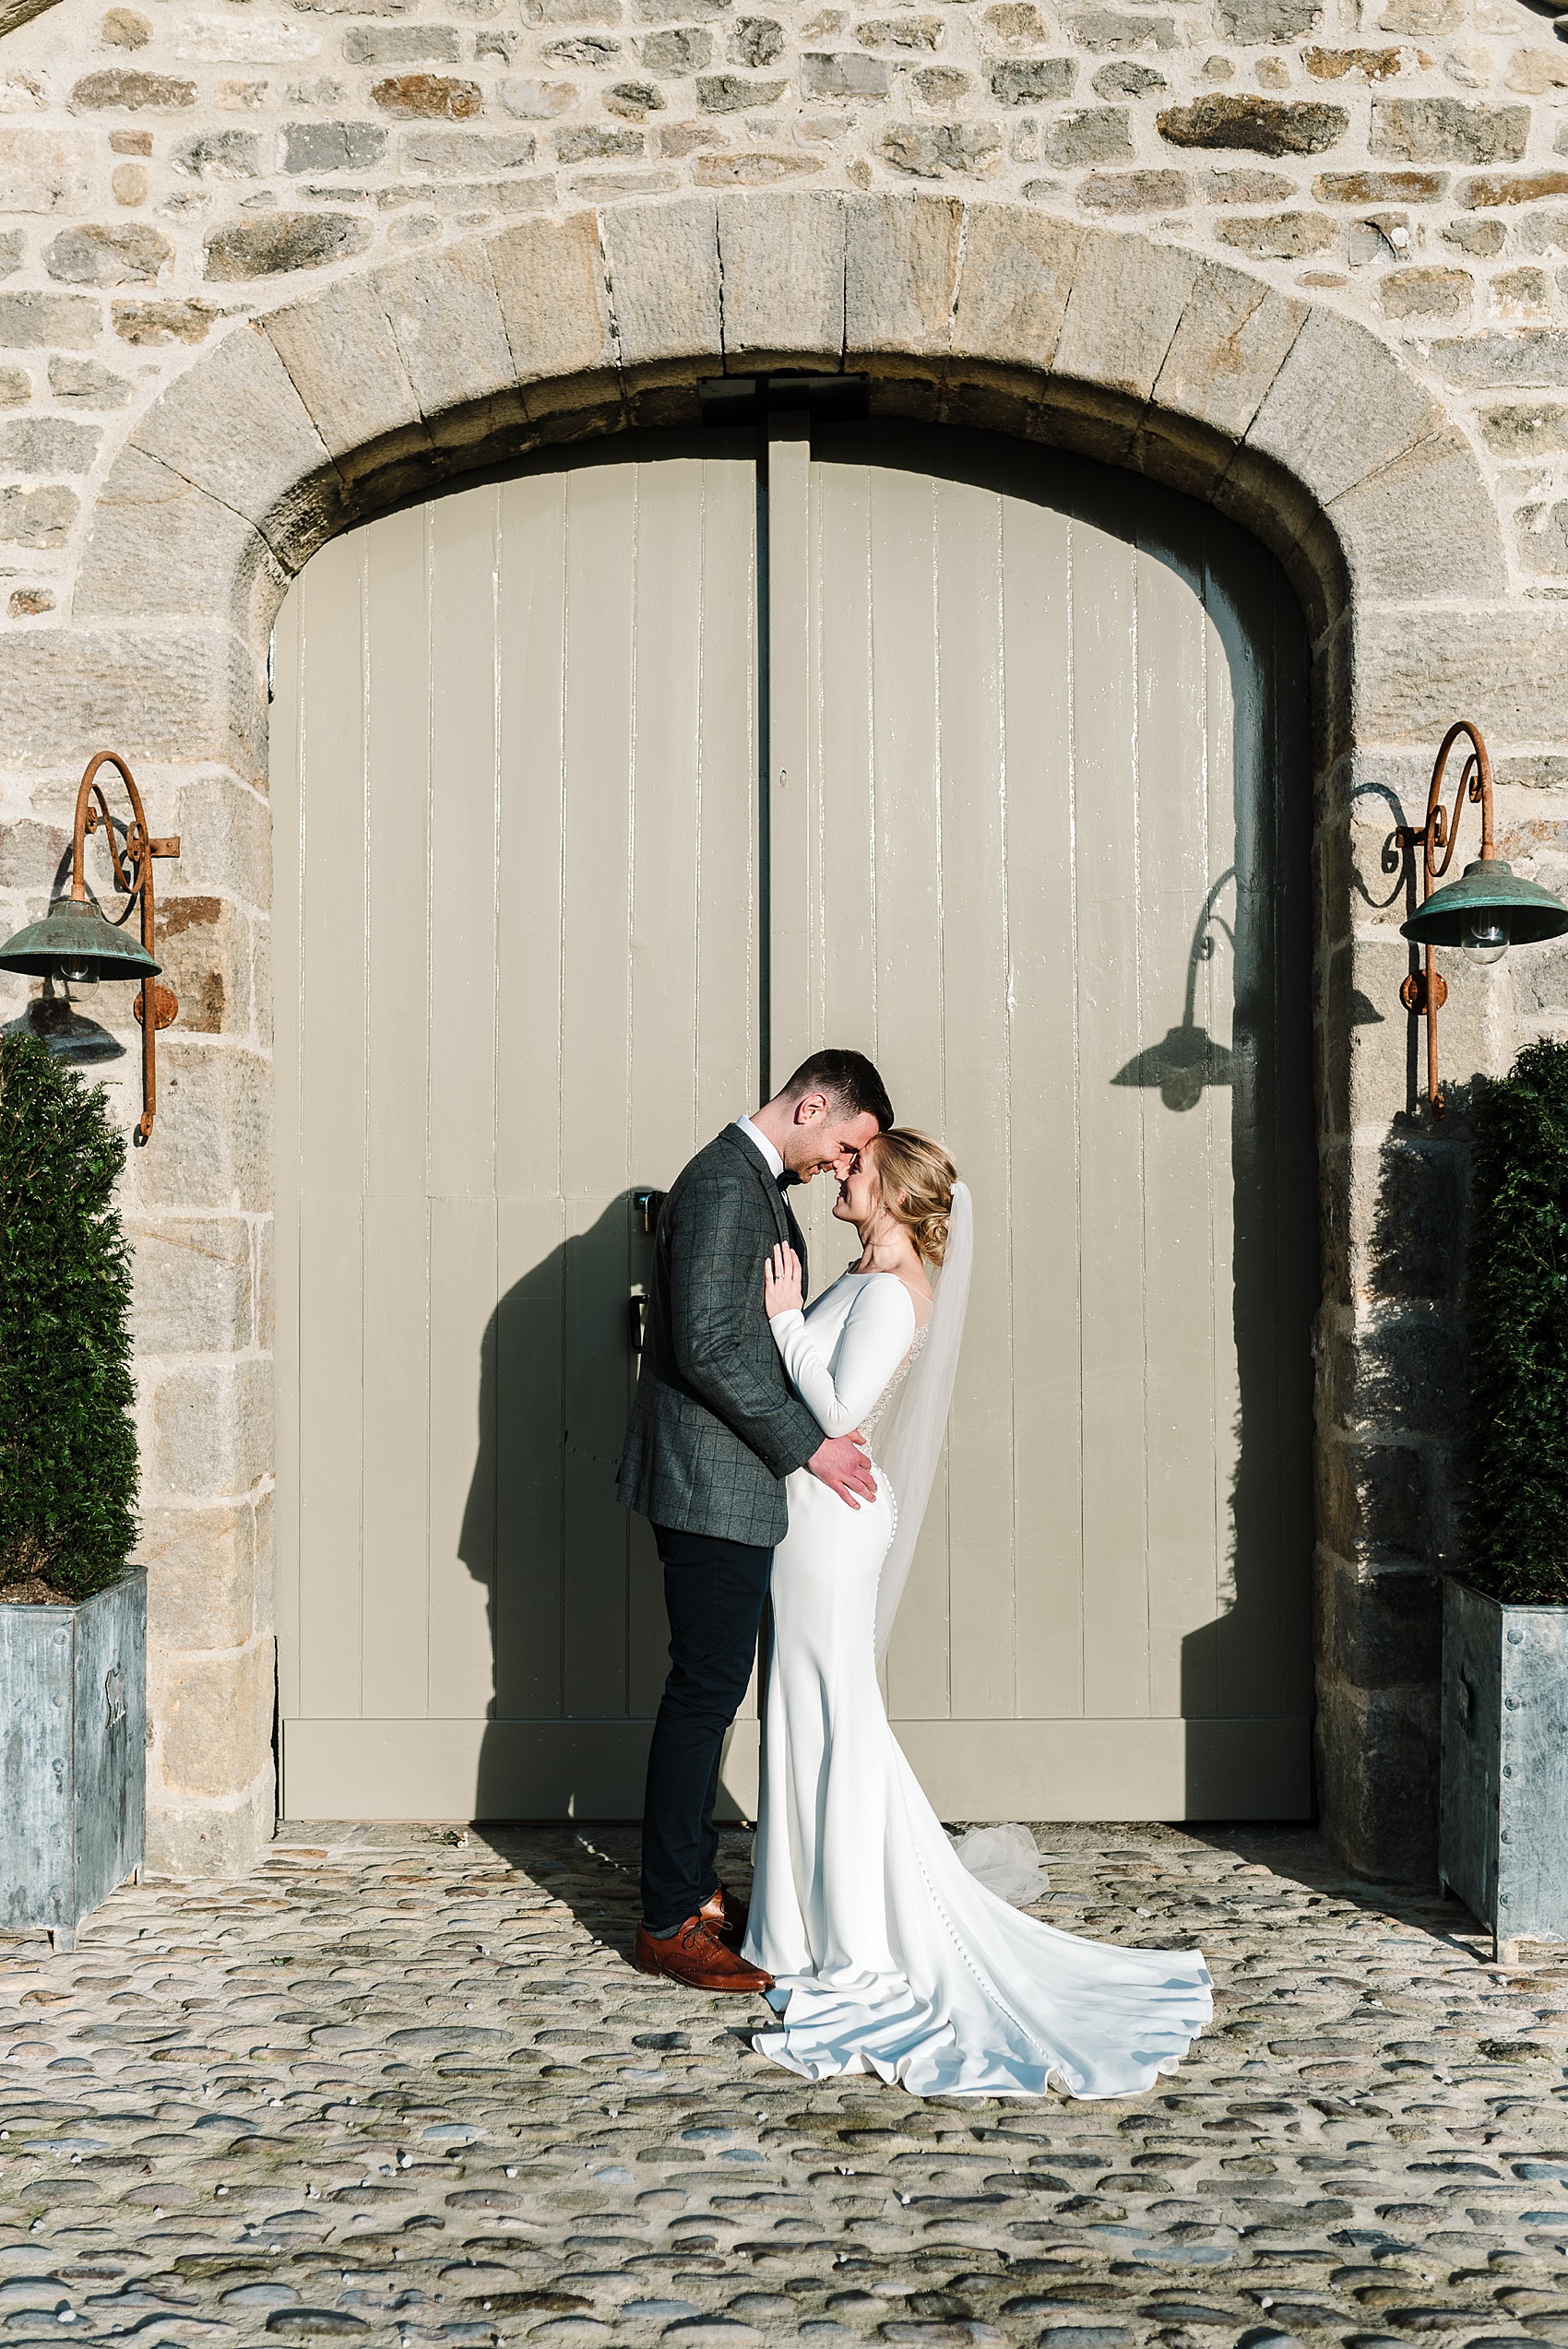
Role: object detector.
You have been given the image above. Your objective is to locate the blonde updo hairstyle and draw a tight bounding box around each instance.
[869,1128,959,1267]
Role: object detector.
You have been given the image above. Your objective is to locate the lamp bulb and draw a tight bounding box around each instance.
[58,958,92,985]
[1462,917,1508,967]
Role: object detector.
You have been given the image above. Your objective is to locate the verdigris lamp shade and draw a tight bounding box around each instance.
[1402,859,1568,951]
[0,895,160,982]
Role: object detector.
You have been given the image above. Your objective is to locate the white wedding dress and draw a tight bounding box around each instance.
[742,1237,1213,2101]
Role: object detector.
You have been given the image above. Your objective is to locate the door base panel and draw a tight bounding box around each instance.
[279,1716,1310,1823]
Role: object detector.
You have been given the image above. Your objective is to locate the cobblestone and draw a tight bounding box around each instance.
[4,1824,1568,2348]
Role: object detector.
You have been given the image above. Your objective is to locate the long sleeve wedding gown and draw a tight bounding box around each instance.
[742,1265,1213,2101]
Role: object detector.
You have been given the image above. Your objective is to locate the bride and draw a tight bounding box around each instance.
[742,1129,1214,2101]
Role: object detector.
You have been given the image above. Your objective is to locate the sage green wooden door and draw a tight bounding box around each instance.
[272,438,761,1821]
[768,418,1315,1823]
[272,420,1314,1824]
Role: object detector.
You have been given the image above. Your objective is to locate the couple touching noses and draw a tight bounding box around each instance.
[617,1049,894,1987]
[618,1049,1214,2101]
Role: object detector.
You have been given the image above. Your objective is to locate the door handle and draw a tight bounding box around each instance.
[629,1285,647,1355]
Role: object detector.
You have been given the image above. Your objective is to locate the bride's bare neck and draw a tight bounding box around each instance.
[851,1218,930,1299]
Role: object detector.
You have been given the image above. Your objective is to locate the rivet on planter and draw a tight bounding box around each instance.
[1508,1627,1525,1643]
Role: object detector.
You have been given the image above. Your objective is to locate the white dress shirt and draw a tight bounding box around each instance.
[735,1113,784,1180]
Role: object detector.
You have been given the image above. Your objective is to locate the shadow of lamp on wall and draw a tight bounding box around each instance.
[0,753,180,1143]
[1398,720,1568,1120]
[1112,868,1238,1111]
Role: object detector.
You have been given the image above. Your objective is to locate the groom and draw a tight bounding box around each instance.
[619,1050,895,1992]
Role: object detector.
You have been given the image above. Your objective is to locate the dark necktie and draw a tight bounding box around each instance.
[774,1169,808,1299]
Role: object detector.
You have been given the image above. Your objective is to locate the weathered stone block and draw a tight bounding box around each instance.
[0,290,97,346]
[1316,1669,1439,1880]
[880,123,1004,177]
[281,119,386,171]
[130,322,342,566]
[1380,265,1471,321]
[144,1762,273,1878]
[1039,105,1132,165]
[148,1355,273,1501]
[1321,1441,1429,1564]
[130,1212,255,1354]
[989,56,1075,103]
[1355,607,1568,743]
[1063,6,1178,49]
[1361,1133,1464,1305]
[70,69,197,111]
[845,191,960,362]
[487,207,614,393]
[122,1039,272,1211]
[152,1633,275,1798]
[42,221,171,284]
[344,20,461,58]
[1216,0,1321,38]
[802,51,887,95]
[112,297,218,345]
[371,73,483,116]
[1216,209,1337,256]
[716,188,845,365]
[1371,96,1529,164]
[172,128,264,180]
[205,211,372,280]
[600,193,719,370]
[951,202,1082,372]
[0,481,77,547]
[1078,168,1186,209]
[1244,303,1439,512]
[263,266,434,492]
[1426,327,1568,389]
[1326,426,1504,600]
[370,238,517,447]
[142,1500,258,1651]
[1152,262,1305,445]
[1158,94,1348,152]
[0,625,266,778]
[1053,227,1200,409]
[0,416,95,474]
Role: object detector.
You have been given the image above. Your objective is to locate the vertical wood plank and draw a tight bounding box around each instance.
[361,505,434,1720]
[1072,515,1151,1721]
[271,583,304,1729]
[1001,490,1081,1722]
[934,474,1016,1724]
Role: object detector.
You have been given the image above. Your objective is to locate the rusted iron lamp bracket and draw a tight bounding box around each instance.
[0,751,180,1144]
[1394,722,1568,1121]
[1395,721,1488,1121]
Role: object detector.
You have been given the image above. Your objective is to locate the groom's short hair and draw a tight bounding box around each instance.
[780,1050,894,1132]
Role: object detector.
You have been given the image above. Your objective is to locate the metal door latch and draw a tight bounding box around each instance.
[631,1187,666,1235]
[629,1284,647,1355]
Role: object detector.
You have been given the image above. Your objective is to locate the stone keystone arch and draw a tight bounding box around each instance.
[4,189,1525,1877]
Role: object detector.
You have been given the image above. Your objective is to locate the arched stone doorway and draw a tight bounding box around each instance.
[53,191,1514,1880]
[267,416,1316,1827]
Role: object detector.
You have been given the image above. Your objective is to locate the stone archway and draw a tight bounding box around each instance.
[22,189,1524,1879]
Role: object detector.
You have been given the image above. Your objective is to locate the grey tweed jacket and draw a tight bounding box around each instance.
[617,1124,825,1546]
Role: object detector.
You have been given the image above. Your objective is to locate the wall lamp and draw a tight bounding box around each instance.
[1397,720,1568,1120]
[0,752,180,1145]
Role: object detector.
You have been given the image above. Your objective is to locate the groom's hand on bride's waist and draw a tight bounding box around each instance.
[807,1431,877,1508]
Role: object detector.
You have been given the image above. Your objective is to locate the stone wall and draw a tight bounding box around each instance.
[0,0,1567,1879]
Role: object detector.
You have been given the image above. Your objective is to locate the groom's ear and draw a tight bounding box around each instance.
[792,1091,830,1126]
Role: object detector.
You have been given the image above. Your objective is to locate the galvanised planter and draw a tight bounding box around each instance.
[0,1570,145,1950]
[1440,1574,1568,1965]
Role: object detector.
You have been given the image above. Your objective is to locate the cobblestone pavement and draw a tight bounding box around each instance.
[4,1822,1568,2349]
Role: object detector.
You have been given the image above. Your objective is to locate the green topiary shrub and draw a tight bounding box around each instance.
[1465,1037,1568,1605]
[0,1032,137,1599]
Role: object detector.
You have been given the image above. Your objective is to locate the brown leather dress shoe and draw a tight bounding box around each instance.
[700,1883,749,1951]
[634,1913,773,1994]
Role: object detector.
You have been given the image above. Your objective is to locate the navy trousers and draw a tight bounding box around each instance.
[640,1523,773,1936]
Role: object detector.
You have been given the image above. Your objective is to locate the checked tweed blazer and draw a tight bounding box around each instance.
[617,1124,826,1547]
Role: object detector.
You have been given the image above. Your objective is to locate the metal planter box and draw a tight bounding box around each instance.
[0,1570,145,1949]
[1440,1574,1568,1964]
